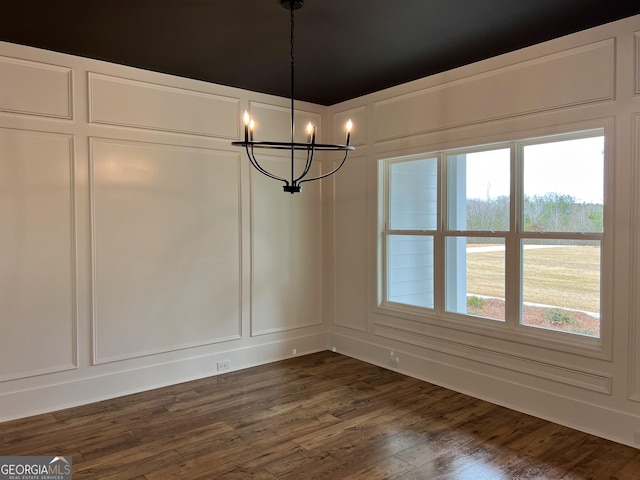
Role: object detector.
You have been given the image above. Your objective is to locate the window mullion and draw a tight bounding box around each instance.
[506,142,522,329]
[434,152,445,315]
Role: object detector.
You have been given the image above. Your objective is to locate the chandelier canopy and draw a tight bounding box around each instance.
[231,0,355,194]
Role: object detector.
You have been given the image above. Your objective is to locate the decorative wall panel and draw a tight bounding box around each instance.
[333,107,367,146]
[631,112,640,402]
[89,73,239,138]
[374,40,615,141]
[251,154,322,335]
[249,102,322,143]
[635,32,640,95]
[373,323,611,394]
[0,56,72,119]
[91,138,242,363]
[0,128,76,380]
[333,154,368,332]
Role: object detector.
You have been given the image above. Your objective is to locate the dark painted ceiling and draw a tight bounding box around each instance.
[1,1,639,106]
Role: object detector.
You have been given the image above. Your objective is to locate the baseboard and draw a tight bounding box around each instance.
[0,332,327,423]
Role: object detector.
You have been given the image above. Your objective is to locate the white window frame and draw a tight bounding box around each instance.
[377,124,612,358]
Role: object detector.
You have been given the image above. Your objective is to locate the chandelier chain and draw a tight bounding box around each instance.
[289,2,295,182]
[290,3,295,74]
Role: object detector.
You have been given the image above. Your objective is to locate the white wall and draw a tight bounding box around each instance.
[327,15,640,448]
[2,14,640,451]
[0,42,328,420]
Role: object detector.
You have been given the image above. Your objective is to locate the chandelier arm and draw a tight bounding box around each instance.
[245,145,290,186]
[233,140,352,151]
[293,146,316,184]
[299,150,350,185]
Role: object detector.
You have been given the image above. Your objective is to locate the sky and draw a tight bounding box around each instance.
[466,136,604,204]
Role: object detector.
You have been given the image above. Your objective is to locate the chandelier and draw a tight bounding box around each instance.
[231,0,355,194]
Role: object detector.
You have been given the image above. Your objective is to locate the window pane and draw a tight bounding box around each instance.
[389,157,437,230]
[445,237,505,320]
[523,136,604,233]
[447,149,510,231]
[521,239,600,337]
[387,235,434,308]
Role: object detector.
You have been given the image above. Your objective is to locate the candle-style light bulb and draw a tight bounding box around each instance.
[306,122,313,142]
[243,111,251,141]
[345,119,353,145]
[306,122,316,144]
[248,119,255,141]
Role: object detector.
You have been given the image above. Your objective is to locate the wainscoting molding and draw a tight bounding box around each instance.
[630,112,640,403]
[250,155,323,336]
[372,322,611,394]
[634,32,640,96]
[0,56,72,119]
[0,332,327,423]
[0,128,78,381]
[373,39,615,142]
[90,137,243,364]
[332,153,368,333]
[248,101,322,144]
[333,106,367,146]
[88,73,239,138]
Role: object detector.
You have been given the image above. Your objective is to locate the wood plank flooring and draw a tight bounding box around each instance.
[1,351,639,479]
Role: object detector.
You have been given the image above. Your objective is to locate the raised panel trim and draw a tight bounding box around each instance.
[0,130,78,382]
[333,106,367,146]
[89,137,243,364]
[0,363,78,384]
[0,56,72,119]
[630,112,640,402]
[332,317,368,333]
[251,324,321,337]
[373,322,611,394]
[0,333,326,423]
[634,32,640,96]
[88,73,240,138]
[248,101,323,143]
[332,153,368,333]
[374,39,615,142]
[248,153,323,337]
[94,334,244,365]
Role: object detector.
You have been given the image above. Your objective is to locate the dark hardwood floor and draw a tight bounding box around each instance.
[1,351,639,479]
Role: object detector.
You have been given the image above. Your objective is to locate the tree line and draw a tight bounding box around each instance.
[466,193,603,233]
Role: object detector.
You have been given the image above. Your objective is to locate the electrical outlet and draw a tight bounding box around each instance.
[292,348,297,355]
[217,360,230,372]
[332,347,337,352]
[388,356,398,368]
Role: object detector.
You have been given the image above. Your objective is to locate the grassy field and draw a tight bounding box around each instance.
[466,245,600,313]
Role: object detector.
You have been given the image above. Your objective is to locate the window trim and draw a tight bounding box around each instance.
[375,121,613,360]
